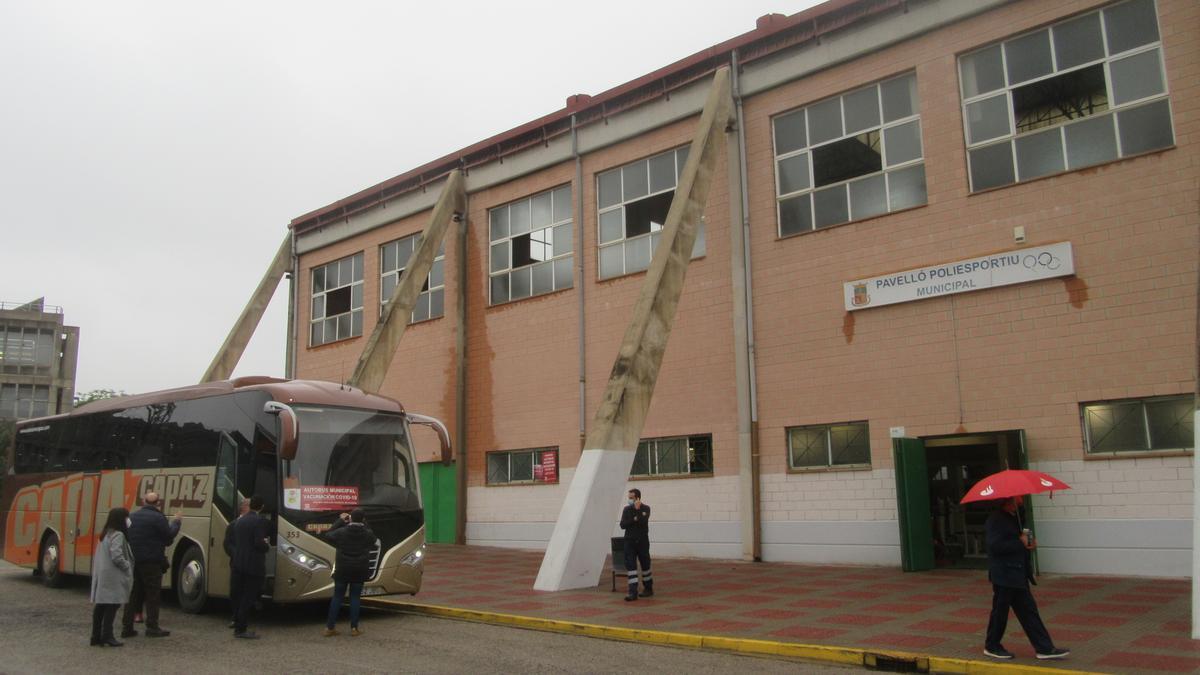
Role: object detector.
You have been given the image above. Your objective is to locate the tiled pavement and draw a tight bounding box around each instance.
[381,544,1198,674]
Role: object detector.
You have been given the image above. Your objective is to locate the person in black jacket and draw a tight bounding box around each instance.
[229,495,270,640]
[120,491,181,639]
[984,495,1069,661]
[323,509,377,637]
[223,498,250,629]
[619,488,652,602]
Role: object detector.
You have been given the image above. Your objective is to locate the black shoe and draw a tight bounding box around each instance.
[145,628,170,638]
[1036,647,1070,660]
[119,629,137,638]
[639,588,654,597]
[624,593,638,602]
[234,631,260,640]
[102,638,124,647]
[983,646,1014,660]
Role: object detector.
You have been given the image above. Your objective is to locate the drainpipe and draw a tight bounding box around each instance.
[573,114,587,451]
[730,49,763,561]
[456,195,469,545]
[286,229,297,379]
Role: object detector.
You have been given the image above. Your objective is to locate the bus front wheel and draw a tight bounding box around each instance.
[39,532,66,588]
[175,546,208,614]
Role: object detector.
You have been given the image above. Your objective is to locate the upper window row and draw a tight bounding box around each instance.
[310,236,446,347]
[772,0,1173,237]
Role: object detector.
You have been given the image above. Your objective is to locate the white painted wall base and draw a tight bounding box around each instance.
[468,520,744,559]
[762,520,902,566]
[1037,519,1191,577]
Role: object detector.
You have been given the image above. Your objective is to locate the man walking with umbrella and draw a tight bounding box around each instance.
[983,494,1069,661]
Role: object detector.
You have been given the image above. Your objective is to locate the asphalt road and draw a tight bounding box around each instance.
[0,561,859,674]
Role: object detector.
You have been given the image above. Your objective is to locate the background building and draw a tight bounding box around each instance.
[0,299,79,420]
[290,0,1198,576]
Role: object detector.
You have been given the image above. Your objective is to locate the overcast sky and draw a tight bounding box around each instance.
[1,0,822,397]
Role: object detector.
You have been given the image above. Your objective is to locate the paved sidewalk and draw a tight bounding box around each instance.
[369,544,1198,674]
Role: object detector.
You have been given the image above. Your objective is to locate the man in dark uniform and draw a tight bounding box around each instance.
[619,488,652,602]
[229,495,270,640]
[984,495,1069,661]
[121,491,180,638]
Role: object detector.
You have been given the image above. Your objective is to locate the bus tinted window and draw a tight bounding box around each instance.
[14,422,59,473]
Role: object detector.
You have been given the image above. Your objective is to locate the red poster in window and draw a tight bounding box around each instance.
[541,451,558,483]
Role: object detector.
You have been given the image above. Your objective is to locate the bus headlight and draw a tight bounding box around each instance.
[277,536,330,572]
[400,544,426,567]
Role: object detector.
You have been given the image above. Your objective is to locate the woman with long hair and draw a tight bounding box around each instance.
[89,506,133,646]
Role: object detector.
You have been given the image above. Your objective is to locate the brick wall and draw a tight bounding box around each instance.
[295,0,1199,571]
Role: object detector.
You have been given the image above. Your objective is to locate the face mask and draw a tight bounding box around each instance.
[125,518,132,528]
[628,499,635,506]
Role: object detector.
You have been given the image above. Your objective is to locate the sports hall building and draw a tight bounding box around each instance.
[288,0,1199,576]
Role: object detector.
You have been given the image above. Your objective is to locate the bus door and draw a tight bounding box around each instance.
[66,471,101,575]
[208,433,244,598]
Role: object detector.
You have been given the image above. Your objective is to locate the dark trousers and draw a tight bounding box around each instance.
[623,537,652,592]
[986,584,1054,653]
[326,580,364,629]
[122,561,164,631]
[231,572,263,634]
[91,603,119,641]
[229,572,242,622]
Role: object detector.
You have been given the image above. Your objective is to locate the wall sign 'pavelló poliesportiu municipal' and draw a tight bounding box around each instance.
[844,242,1075,311]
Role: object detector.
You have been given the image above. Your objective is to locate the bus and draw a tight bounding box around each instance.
[1,376,448,612]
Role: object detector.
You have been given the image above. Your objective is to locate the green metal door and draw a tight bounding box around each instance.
[893,437,935,572]
[418,461,457,544]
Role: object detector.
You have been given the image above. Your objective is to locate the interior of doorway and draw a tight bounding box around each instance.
[922,430,1025,570]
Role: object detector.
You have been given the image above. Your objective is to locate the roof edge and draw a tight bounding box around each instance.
[289,0,902,234]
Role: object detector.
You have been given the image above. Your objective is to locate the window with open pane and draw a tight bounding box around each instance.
[489,185,574,305]
[959,0,1173,192]
[596,146,704,280]
[773,72,926,237]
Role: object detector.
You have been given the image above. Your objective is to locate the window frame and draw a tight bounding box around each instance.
[772,71,926,238]
[1080,394,1194,457]
[595,146,704,281]
[488,185,575,306]
[630,434,713,479]
[958,0,1173,193]
[485,447,560,486]
[786,421,873,472]
[379,233,446,324]
[309,252,364,347]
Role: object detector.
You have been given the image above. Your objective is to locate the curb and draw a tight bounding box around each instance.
[364,599,1098,675]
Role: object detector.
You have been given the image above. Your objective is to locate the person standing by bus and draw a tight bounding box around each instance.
[619,488,653,602]
[323,509,376,637]
[90,507,133,647]
[230,495,270,640]
[223,497,250,629]
[121,491,181,638]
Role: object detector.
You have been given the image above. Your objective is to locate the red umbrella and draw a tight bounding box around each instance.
[960,469,1071,504]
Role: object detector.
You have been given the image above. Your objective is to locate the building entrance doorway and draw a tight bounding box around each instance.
[925,431,1026,568]
[893,430,1033,572]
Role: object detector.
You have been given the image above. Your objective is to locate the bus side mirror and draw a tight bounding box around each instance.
[264,401,299,460]
[407,413,452,466]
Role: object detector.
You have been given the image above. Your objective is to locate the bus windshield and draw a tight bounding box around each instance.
[282,407,419,518]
